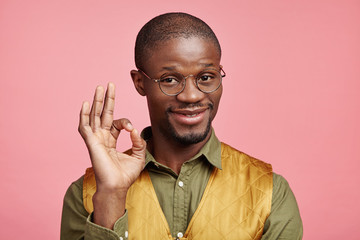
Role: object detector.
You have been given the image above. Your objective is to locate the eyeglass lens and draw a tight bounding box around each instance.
[158,69,222,95]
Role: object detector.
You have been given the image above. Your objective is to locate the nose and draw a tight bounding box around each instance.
[176,76,205,103]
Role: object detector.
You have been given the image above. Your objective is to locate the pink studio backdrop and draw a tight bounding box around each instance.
[1,0,359,239]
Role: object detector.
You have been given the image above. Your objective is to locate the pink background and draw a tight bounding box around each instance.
[1,0,359,239]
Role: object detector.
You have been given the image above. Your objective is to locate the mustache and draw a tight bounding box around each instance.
[166,103,214,112]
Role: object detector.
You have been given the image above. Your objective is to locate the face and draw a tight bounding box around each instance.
[132,37,223,145]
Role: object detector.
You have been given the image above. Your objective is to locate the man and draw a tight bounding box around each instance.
[61,12,303,240]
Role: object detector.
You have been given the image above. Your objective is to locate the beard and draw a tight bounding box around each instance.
[163,103,213,145]
[167,117,212,145]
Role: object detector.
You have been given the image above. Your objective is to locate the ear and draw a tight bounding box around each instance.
[130,70,146,96]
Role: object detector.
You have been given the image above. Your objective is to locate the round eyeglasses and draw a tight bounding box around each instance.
[138,67,226,96]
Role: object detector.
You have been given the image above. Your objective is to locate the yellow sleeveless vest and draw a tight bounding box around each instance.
[83,143,273,239]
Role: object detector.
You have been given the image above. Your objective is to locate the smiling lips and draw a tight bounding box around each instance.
[170,108,209,125]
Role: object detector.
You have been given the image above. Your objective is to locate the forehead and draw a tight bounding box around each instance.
[143,37,220,70]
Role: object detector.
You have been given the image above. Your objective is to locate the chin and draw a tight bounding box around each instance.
[167,120,212,145]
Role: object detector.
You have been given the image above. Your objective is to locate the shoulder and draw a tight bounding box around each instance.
[272,173,290,191]
[271,173,301,212]
[262,172,303,239]
[220,142,272,172]
[65,175,84,196]
[62,174,88,218]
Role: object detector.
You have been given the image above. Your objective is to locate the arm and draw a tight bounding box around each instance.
[61,83,146,239]
[261,173,303,240]
[78,83,146,229]
[61,178,88,240]
[60,177,129,240]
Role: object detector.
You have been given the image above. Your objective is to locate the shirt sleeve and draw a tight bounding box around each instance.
[60,176,129,240]
[261,173,303,240]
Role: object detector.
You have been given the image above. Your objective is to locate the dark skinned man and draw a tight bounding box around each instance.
[61,12,303,240]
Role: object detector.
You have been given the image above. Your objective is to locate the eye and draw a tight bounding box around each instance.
[198,71,217,83]
[199,75,214,82]
[162,77,177,83]
[159,76,181,86]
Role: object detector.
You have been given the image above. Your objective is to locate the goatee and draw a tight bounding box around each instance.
[164,103,213,145]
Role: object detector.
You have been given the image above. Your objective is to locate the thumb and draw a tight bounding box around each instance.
[129,128,146,160]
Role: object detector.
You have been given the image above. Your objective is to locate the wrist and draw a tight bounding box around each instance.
[92,190,127,229]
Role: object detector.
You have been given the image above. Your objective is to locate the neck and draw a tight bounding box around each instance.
[147,129,212,175]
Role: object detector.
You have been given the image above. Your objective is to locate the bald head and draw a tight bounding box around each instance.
[134,12,221,70]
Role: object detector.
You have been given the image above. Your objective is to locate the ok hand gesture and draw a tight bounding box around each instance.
[78,82,146,228]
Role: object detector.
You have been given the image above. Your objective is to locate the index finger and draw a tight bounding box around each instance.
[100,82,116,130]
[108,118,133,148]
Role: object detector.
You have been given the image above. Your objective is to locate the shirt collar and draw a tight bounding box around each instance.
[141,126,222,170]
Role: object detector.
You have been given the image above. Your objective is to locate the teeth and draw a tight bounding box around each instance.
[186,114,198,117]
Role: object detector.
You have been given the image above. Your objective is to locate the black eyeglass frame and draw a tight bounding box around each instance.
[137,67,226,96]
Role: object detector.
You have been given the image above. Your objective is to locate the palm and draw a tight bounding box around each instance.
[109,150,144,186]
[79,83,146,191]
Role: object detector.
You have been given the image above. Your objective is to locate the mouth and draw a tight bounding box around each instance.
[184,113,199,117]
[169,107,209,126]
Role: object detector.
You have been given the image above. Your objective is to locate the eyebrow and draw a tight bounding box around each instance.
[162,63,214,71]
[162,66,177,71]
[202,63,214,67]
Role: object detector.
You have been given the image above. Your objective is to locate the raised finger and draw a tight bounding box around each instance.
[78,101,90,136]
[90,86,104,130]
[100,82,115,130]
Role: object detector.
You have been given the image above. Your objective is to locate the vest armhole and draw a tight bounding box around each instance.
[83,167,95,214]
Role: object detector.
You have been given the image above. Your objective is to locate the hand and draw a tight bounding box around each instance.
[78,82,146,228]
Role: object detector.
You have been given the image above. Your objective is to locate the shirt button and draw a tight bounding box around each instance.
[125,231,128,238]
[178,181,184,187]
[177,232,184,238]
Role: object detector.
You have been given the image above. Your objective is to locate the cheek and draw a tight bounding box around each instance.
[213,84,223,102]
[147,97,161,115]
[146,94,170,120]
[210,88,223,118]
[144,83,163,110]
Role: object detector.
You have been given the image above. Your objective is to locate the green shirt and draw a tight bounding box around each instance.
[61,128,303,239]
